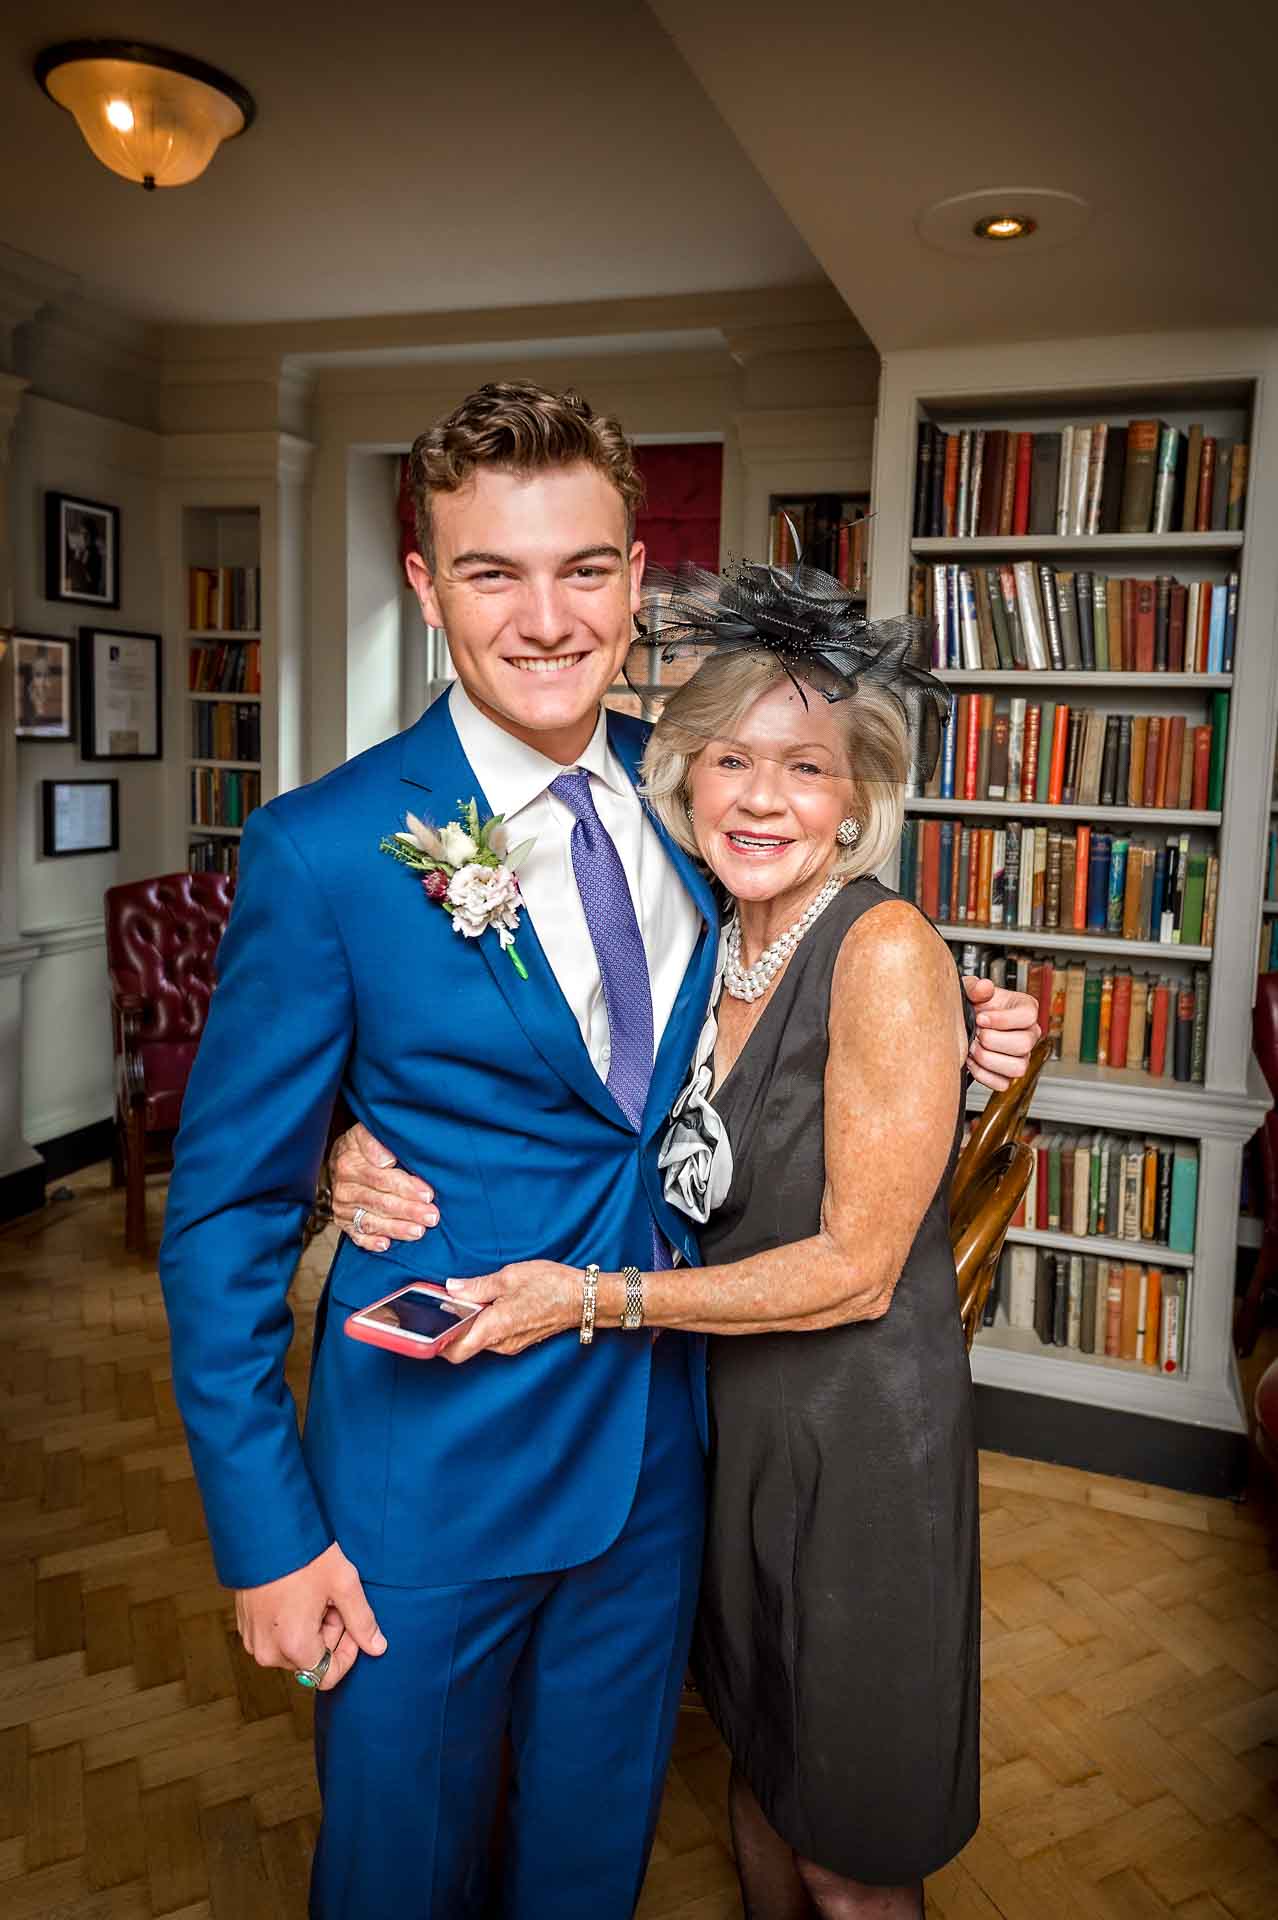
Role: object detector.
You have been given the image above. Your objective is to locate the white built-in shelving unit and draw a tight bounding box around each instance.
[871,333,1278,1463]
[162,434,312,875]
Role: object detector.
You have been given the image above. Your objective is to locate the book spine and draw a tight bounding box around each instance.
[1012,431,1033,536]
[1120,420,1161,534]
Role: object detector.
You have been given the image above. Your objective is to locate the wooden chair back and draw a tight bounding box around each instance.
[950,1034,1052,1229]
[953,1140,1034,1351]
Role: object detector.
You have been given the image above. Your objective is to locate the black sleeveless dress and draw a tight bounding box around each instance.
[690,877,980,1884]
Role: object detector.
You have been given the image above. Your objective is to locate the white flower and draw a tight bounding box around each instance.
[445,863,523,949]
[439,820,479,866]
[400,812,446,860]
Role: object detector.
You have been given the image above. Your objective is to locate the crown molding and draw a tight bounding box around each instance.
[732,403,875,459]
[160,282,849,368]
[162,430,315,484]
[722,318,874,364]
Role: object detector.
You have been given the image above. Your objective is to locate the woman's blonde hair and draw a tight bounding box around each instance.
[641,650,909,882]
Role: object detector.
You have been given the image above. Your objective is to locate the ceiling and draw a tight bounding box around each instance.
[3,2,1277,353]
[0,0,824,327]
[650,0,1278,351]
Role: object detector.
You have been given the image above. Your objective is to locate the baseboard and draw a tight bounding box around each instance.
[34,1119,116,1185]
[974,1383,1249,1498]
[0,1157,46,1224]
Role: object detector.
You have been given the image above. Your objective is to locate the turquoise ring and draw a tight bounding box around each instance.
[293,1646,333,1689]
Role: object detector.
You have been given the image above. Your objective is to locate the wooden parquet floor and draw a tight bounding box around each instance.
[1,1166,1277,1918]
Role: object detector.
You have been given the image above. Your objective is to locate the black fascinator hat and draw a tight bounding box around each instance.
[633,515,952,785]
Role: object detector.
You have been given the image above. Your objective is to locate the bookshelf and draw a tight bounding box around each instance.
[767,489,870,593]
[162,432,312,880]
[183,507,262,875]
[872,334,1278,1485]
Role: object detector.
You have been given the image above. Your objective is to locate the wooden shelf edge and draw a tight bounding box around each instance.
[913,532,1244,556]
[932,670,1232,689]
[1004,1226,1194,1270]
[907,799,1221,826]
[970,1337,1247,1433]
[935,924,1212,962]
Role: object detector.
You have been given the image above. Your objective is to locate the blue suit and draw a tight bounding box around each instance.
[160,695,719,1917]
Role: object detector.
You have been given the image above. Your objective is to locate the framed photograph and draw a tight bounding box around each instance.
[79,627,162,761]
[41,778,120,858]
[45,491,120,609]
[13,631,74,740]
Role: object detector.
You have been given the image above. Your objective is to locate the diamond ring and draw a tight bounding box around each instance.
[352,1206,368,1236]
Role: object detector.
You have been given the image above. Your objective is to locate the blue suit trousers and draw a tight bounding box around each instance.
[309,1331,706,1919]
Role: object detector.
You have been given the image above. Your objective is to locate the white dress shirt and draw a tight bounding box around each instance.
[449,682,703,1082]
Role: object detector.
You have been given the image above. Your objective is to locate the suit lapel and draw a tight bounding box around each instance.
[400,696,631,1133]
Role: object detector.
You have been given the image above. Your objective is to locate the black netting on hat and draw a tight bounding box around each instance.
[632,542,952,786]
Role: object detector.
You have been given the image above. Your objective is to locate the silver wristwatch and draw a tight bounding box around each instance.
[620,1265,644,1332]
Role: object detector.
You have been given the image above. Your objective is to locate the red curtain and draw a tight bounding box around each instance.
[633,442,723,571]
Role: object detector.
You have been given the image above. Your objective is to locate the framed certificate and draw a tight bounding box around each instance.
[41,778,120,857]
[79,627,162,761]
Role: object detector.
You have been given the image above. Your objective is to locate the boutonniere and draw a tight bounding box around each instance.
[379,798,534,978]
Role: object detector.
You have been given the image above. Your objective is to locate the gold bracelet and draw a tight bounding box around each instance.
[620,1266,644,1331]
[579,1264,600,1346]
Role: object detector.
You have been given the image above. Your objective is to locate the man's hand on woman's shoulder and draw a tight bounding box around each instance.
[960,976,1042,1093]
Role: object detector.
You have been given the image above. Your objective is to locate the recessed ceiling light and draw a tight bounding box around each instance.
[916,188,1090,259]
[974,214,1037,242]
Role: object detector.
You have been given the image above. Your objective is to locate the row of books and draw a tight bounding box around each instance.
[951,949,1209,1080]
[913,419,1248,540]
[918,697,1228,814]
[189,837,239,877]
[988,1248,1187,1372]
[191,702,261,763]
[1260,917,1278,976]
[911,563,1238,674]
[768,496,869,591]
[188,566,261,633]
[1003,1125,1198,1252]
[902,818,1217,947]
[190,768,260,829]
[1265,824,1278,902]
[188,640,262,694]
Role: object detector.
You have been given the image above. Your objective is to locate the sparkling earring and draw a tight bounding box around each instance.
[836,817,861,848]
[684,797,695,824]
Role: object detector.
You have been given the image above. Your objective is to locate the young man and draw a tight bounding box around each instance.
[161,382,1037,1920]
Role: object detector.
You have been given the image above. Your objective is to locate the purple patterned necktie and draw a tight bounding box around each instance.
[551,770,673,1275]
[551,768,654,1128]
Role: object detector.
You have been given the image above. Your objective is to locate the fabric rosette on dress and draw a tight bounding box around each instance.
[659,930,734,1224]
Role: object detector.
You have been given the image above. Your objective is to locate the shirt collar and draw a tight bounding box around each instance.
[448,679,628,821]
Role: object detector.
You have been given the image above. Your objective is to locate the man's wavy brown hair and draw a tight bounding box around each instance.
[408,380,645,566]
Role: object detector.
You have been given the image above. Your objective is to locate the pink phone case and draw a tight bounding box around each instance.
[343,1279,484,1359]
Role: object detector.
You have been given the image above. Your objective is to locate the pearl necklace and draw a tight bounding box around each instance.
[724,873,845,1002]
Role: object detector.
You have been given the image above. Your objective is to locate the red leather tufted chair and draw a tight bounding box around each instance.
[104,872,235,1254]
[1236,974,1278,1355]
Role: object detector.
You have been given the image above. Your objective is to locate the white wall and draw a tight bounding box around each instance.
[12,396,165,1144]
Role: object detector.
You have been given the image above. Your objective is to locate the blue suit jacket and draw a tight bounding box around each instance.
[160,696,719,1592]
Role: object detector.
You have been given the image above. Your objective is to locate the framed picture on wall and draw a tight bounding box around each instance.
[79,627,162,761]
[13,631,74,740]
[45,491,120,609]
[41,778,120,858]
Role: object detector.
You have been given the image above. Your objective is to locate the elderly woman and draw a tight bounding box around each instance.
[332,563,982,1918]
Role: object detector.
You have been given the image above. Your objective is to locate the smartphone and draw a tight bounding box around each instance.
[343,1280,484,1358]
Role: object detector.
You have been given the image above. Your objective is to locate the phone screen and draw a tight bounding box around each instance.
[358,1287,478,1341]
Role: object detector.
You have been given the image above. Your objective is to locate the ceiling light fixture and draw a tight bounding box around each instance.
[35,39,255,192]
[974,214,1037,242]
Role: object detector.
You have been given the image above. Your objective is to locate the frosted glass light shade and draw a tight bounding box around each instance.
[36,41,254,190]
